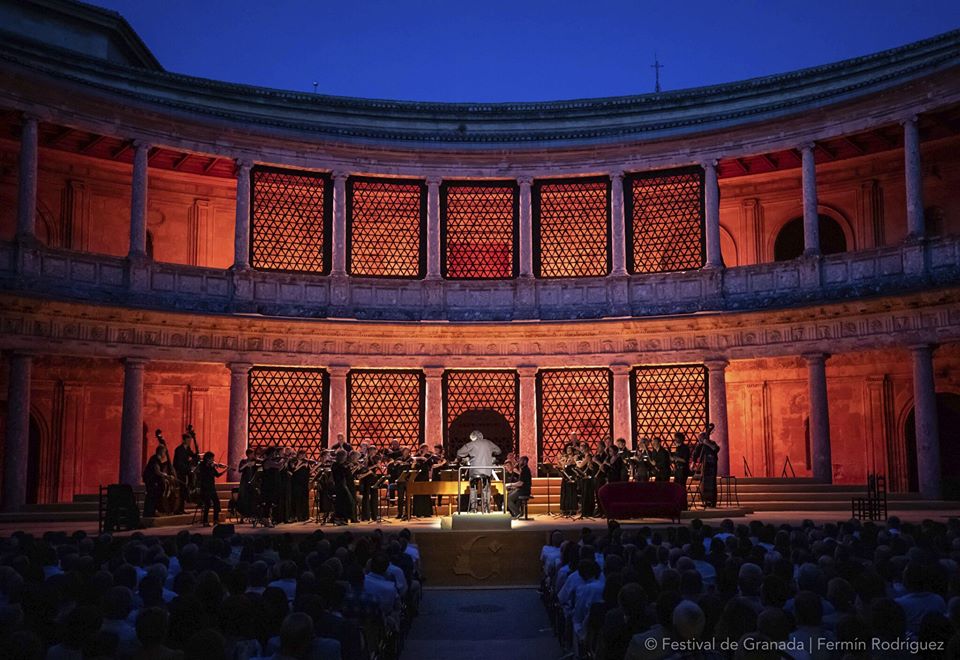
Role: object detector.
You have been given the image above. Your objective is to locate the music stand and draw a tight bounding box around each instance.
[539,463,560,517]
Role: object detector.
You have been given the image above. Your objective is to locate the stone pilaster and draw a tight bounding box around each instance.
[518,177,533,278]
[424,366,444,447]
[518,366,538,474]
[705,358,730,476]
[16,116,38,242]
[119,357,147,486]
[128,142,150,260]
[611,363,632,447]
[801,144,820,257]
[232,160,252,270]
[327,365,349,447]
[610,172,627,276]
[911,344,941,499]
[426,177,441,279]
[903,116,926,241]
[703,160,723,269]
[804,352,832,483]
[2,353,32,511]
[227,362,252,482]
[331,171,348,276]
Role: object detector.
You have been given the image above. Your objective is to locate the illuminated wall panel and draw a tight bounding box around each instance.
[348,370,424,449]
[347,177,426,277]
[536,368,612,465]
[625,168,705,273]
[441,181,518,279]
[533,177,610,278]
[248,368,329,460]
[631,364,708,447]
[443,369,519,456]
[251,167,332,273]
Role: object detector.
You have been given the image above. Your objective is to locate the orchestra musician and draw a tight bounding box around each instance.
[695,424,721,507]
[411,445,437,518]
[558,444,580,515]
[172,429,199,514]
[237,448,260,521]
[604,443,626,484]
[651,437,672,482]
[388,446,413,519]
[613,437,631,482]
[197,452,226,527]
[331,449,355,525]
[673,432,691,486]
[142,444,177,518]
[289,449,312,522]
[357,446,382,521]
[506,455,532,518]
[577,447,597,517]
[260,447,285,526]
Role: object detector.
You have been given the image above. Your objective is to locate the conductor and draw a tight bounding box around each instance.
[456,430,502,513]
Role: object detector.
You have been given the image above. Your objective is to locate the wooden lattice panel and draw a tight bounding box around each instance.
[441,181,518,279]
[248,368,329,460]
[631,365,708,446]
[533,177,610,278]
[251,167,332,273]
[443,370,519,453]
[348,370,424,449]
[536,368,612,465]
[625,168,704,273]
[347,177,426,277]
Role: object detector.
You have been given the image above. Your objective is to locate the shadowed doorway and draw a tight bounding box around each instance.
[446,409,514,462]
[904,393,960,499]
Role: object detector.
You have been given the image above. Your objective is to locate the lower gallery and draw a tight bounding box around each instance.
[1,3,960,659]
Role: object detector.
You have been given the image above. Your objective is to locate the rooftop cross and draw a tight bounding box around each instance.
[651,53,664,93]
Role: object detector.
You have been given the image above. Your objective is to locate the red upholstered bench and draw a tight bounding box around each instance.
[597,482,688,522]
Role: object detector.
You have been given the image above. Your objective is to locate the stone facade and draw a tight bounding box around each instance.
[0,4,958,507]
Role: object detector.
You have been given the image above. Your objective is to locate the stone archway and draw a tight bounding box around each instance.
[773,215,848,262]
[447,409,513,462]
[25,414,42,505]
[903,393,960,499]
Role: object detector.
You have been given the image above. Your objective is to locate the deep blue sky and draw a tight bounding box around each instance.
[96,0,960,102]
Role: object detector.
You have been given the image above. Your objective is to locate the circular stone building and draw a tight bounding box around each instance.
[1,0,959,514]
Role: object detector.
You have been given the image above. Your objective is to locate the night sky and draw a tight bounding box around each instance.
[94,0,960,102]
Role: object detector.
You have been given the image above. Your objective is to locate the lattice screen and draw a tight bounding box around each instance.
[631,365,708,447]
[536,368,612,465]
[625,168,704,274]
[347,177,425,277]
[348,370,424,449]
[251,167,332,273]
[443,370,519,453]
[441,182,518,279]
[248,368,329,460]
[533,178,610,278]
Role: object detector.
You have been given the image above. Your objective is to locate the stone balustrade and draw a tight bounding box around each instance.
[2,235,958,322]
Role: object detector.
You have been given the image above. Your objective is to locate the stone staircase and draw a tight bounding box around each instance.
[3,478,960,527]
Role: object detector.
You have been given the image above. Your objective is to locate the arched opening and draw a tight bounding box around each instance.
[145,230,155,260]
[773,215,847,262]
[25,414,42,505]
[903,393,960,498]
[447,409,514,462]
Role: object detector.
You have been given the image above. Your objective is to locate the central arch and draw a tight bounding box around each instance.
[903,393,960,498]
[446,409,513,462]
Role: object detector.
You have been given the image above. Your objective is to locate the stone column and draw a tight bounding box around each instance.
[128,142,150,260]
[2,353,32,511]
[232,160,252,269]
[903,116,926,240]
[911,344,941,499]
[804,353,832,483]
[16,116,38,242]
[424,367,444,447]
[518,366,538,474]
[227,362,251,482]
[705,359,730,476]
[518,177,534,277]
[703,160,723,268]
[426,177,441,279]
[119,357,147,486]
[327,366,349,447]
[331,172,348,276]
[610,172,627,276]
[611,363,632,446]
[801,144,820,257]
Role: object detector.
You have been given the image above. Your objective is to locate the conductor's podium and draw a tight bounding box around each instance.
[404,480,504,518]
[597,481,688,522]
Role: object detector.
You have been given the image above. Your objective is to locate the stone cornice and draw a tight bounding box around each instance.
[0,28,957,151]
[0,288,957,368]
